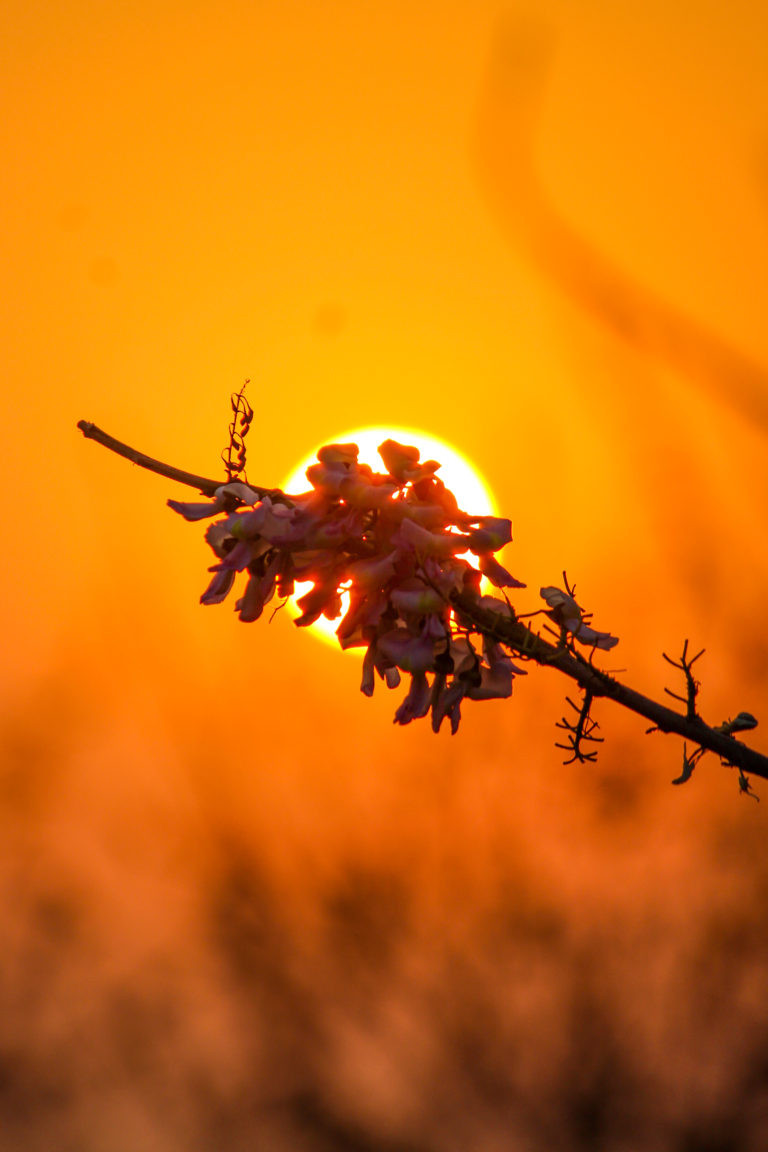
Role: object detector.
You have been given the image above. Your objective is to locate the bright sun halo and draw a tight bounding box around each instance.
[281,425,497,649]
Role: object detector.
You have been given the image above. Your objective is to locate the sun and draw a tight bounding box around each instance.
[281,425,497,647]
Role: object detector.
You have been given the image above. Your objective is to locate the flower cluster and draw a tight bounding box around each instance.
[540,585,618,650]
[169,438,619,731]
[168,438,538,732]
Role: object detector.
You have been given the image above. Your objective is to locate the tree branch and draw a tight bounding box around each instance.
[77,418,768,785]
[77,421,289,503]
[450,589,768,782]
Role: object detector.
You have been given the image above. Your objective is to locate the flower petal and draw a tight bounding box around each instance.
[200,568,236,605]
[393,672,431,725]
[317,443,359,467]
[574,624,619,650]
[467,517,513,553]
[168,499,222,521]
[377,439,420,481]
[479,555,526,588]
[360,646,376,697]
[378,628,436,673]
[390,579,445,616]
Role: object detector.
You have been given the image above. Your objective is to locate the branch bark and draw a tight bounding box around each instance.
[77,421,287,502]
[450,589,768,782]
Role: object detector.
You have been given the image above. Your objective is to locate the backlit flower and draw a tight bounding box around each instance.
[168,481,261,520]
[377,439,441,485]
[540,585,618,650]
[377,627,436,674]
[172,434,618,737]
[393,672,431,725]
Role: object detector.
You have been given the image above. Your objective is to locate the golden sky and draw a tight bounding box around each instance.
[3,2,768,1146]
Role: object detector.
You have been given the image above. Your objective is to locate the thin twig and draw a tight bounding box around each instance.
[555,689,603,764]
[450,588,768,783]
[77,421,291,504]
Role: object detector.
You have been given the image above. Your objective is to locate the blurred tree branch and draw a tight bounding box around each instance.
[472,16,768,432]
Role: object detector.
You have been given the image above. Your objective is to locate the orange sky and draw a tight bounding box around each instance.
[3,0,767,691]
[3,1,767,700]
[3,0,768,898]
[3,2,768,1145]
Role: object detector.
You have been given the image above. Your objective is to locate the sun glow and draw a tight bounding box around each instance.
[281,426,497,648]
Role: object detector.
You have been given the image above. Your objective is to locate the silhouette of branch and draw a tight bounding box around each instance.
[78,419,768,789]
[77,420,289,504]
[555,690,603,764]
[449,588,768,783]
[221,381,254,484]
[661,640,705,720]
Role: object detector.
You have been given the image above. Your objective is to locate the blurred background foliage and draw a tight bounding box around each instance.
[3,1,768,1148]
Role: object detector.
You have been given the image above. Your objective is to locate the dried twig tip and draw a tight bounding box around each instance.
[221,381,254,483]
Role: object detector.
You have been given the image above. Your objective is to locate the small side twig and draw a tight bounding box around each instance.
[221,381,254,483]
[77,421,291,504]
[77,421,223,495]
[662,640,704,721]
[671,742,706,785]
[555,689,603,764]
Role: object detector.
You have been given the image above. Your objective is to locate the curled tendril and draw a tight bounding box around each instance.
[221,381,254,483]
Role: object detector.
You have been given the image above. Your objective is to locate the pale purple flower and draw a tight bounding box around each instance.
[236,555,280,622]
[305,463,347,494]
[422,613,449,642]
[382,501,446,529]
[410,475,460,517]
[305,443,361,494]
[347,551,398,589]
[390,578,445,616]
[378,440,440,486]
[465,659,515,701]
[200,567,236,605]
[574,624,619,650]
[317,443,359,467]
[420,556,465,598]
[467,517,513,553]
[204,520,235,558]
[294,579,343,627]
[478,554,526,588]
[338,476,398,510]
[393,672,431,725]
[360,645,376,697]
[168,481,262,521]
[483,635,526,678]
[430,679,465,734]
[336,590,389,649]
[392,517,471,559]
[540,586,618,650]
[377,627,436,674]
[360,642,402,696]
